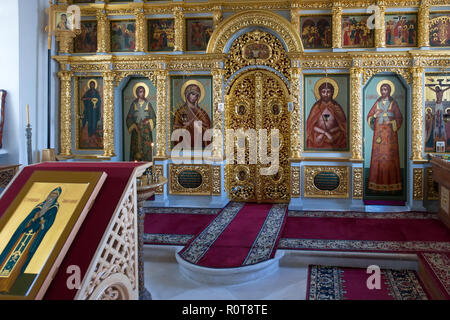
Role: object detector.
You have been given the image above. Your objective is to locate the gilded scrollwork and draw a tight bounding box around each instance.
[332,4,342,49]
[224,30,291,87]
[114,71,157,88]
[411,66,425,163]
[350,67,363,162]
[173,7,185,52]
[102,72,115,158]
[304,166,350,199]
[212,69,225,160]
[352,167,363,199]
[154,165,164,194]
[156,70,168,159]
[58,71,73,157]
[290,67,302,159]
[213,6,223,27]
[418,0,430,48]
[169,164,213,195]
[413,168,424,201]
[96,10,110,53]
[207,10,303,54]
[291,166,301,198]
[212,166,222,195]
[134,9,147,52]
[426,168,439,201]
[374,6,386,48]
[55,31,76,54]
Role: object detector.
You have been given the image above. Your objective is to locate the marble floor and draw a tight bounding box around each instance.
[143,246,309,300]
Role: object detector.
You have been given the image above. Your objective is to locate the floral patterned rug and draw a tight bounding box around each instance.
[307,265,430,300]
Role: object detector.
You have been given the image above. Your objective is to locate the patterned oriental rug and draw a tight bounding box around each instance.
[307,265,430,300]
[178,202,289,268]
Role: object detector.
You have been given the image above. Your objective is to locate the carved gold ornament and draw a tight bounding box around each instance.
[413,168,424,201]
[352,167,363,199]
[169,164,213,196]
[304,166,350,199]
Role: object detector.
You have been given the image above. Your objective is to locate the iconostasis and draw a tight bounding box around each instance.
[50,0,450,210]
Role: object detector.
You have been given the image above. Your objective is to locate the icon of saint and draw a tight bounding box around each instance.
[0,187,62,293]
[367,82,403,192]
[81,80,102,146]
[126,84,156,161]
[306,81,347,150]
[173,83,211,149]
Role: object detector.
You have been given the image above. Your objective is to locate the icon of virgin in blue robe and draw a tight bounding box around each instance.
[0,187,61,293]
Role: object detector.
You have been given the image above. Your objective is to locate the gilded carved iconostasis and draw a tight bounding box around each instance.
[49,0,450,209]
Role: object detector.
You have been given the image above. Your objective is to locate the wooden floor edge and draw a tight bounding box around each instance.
[418,258,447,300]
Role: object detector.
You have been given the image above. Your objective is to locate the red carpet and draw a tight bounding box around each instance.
[144,207,221,245]
[307,265,430,300]
[279,211,450,253]
[179,202,288,268]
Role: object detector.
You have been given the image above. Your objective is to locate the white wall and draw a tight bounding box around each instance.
[0,0,20,165]
[0,0,49,166]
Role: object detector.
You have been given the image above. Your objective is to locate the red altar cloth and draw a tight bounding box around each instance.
[0,162,143,300]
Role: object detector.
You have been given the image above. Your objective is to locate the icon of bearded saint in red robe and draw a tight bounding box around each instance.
[306,82,348,150]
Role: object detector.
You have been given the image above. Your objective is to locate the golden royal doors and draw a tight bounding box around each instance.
[226,70,291,203]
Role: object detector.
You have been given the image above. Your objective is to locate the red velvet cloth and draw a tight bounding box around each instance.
[282,216,450,242]
[0,162,143,300]
[195,203,284,268]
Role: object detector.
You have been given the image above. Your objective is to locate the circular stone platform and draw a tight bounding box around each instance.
[175,250,285,285]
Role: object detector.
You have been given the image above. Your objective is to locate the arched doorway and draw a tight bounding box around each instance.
[226,70,291,203]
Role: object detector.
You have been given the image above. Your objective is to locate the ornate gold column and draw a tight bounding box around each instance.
[332,4,342,49]
[213,6,223,27]
[411,66,425,162]
[97,10,110,53]
[55,31,76,54]
[290,66,302,159]
[102,72,115,158]
[135,9,147,52]
[156,70,168,159]
[255,71,263,203]
[350,67,363,161]
[374,5,386,48]
[418,0,430,48]
[173,7,185,52]
[58,71,73,157]
[212,68,225,160]
[290,8,300,34]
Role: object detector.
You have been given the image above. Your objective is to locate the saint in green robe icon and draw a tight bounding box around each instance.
[0,187,62,293]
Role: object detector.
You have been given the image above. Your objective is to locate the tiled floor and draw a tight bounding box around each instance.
[143,246,309,300]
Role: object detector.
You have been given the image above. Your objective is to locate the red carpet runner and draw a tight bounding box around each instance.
[279,211,450,253]
[307,265,430,300]
[178,202,288,268]
[144,207,219,245]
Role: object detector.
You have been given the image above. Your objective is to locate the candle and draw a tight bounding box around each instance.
[27,104,30,125]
